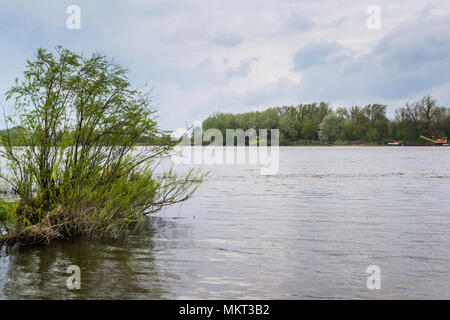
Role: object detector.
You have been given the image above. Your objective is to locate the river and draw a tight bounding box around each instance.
[0,146,449,299]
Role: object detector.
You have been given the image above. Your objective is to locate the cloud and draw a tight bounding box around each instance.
[293,13,450,105]
[282,12,314,32]
[225,57,259,78]
[293,41,350,70]
[1,0,450,130]
[198,57,213,69]
[209,32,243,47]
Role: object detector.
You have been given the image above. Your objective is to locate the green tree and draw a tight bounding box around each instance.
[341,118,358,141]
[318,113,343,143]
[302,119,316,140]
[202,95,446,145]
[0,47,202,244]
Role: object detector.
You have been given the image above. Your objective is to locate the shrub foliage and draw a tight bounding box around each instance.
[0,47,202,244]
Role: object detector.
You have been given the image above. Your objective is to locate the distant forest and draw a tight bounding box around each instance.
[1,95,448,146]
[202,95,450,145]
[0,126,174,146]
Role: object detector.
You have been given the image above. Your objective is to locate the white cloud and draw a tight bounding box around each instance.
[0,0,449,130]
[292,13,450,106]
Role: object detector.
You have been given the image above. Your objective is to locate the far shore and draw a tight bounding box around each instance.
[158,142,446,147]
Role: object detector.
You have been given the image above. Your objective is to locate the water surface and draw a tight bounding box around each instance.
[1,147,449,299]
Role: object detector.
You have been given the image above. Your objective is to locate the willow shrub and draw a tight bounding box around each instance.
[0,47,203,244]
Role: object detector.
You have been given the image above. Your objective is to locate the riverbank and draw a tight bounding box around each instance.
[280,140,381,146]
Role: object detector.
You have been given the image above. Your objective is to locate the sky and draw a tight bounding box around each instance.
[0,0,449,131]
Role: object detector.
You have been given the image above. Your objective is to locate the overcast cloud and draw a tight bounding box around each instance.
[0,0,449,130]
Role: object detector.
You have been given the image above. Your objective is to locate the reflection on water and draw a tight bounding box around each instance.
[0,218,180,299]
[1,147,450,299]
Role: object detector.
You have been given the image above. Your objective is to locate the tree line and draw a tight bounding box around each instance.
[201,95,450,145]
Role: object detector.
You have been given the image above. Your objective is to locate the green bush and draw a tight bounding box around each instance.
[0,47,203,244]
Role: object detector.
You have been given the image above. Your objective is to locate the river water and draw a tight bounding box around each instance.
[0,147,449,299]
